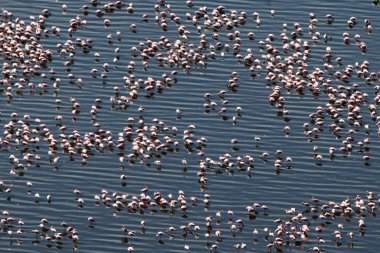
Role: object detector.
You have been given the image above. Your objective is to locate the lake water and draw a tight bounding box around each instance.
[1,0,380,252]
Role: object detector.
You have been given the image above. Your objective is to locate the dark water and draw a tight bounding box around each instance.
[0,0,380,252]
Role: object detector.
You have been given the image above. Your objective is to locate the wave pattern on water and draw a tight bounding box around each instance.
[0,0,380,252]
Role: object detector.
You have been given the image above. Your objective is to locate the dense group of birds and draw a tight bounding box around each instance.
[0,0,380,252]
